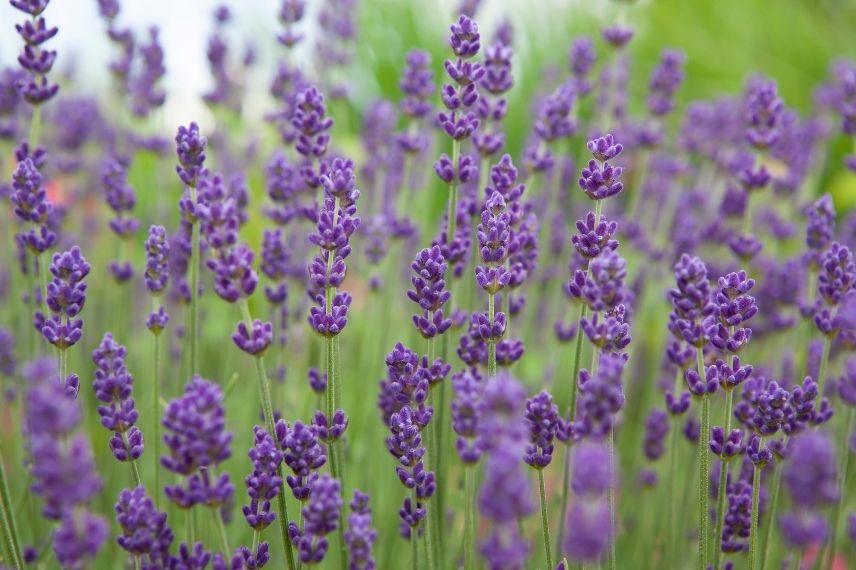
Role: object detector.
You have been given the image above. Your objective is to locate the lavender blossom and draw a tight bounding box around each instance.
[345,491,377,570]
[91,333,143,462]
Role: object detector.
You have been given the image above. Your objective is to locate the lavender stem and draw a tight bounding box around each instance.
[748,461,762,570]
[0,442,23,569]
[151,302,162,509]
[760,436,787,570]
[188,188,201,377]
[714,387,735,569]
[696,347,710,570]
[824,406,854,570]
[464,466,475,570]
[487,293,497,377]
[538,469,553,570]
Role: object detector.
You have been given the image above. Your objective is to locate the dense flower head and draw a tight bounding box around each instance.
[115,486,173,560]
[308,291,352,337]
[602,24,633,48]
[523,391,559,468]
[408,245,452,339]
[534,83,576,142]
[569,37,596,93]
[345,491,377,570]
[399,49,434,120]
[783,430,838,508]
[13,0,59,105]
[289,474,342,564]
[451,368,484,464]
[311,408,349,443]
[37,246,91,349]
[279,420,326,502]
[232,319,274,356]
[572,211,619,261]
[721,479,752,552]
[386,406,435,501]
[648,49,686,116]
[292,85,333,159]
[567,249,627,312]
[145,225,170,295]
[438,16,484,140]
[243,426,283,531]
[91,332,143,461]
[817,242,854,306]
[744,77,784,149]
[10,156,51,224]
[643,409,669,460]
[706,270,757,354]
[806,194,836,255]
[778,513,827,551]
[198,172,240,251]
[206,243,259,303]
[475,193,511,292]
[564,440,613,562]
[574,352,627,438]
[261,228,290,301]
[710,426,744,458]
[175,122,208,187]
[579,136,624,200]
[668,254,713,347]
[162,377,232,477]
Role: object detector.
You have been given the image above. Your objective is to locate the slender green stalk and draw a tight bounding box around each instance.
[0,442,23,570]
[668,405,682,568]
[213,506,231,556]
[121,432,143,487]
[426,338,441,568]
[696,348,710,570]
[487,293,497,377]
[464,466,475,570]
[133,555,142,570]
[538,469,554,570]
[239,300,297,570]
[188,188,201,377]
[714,388,735,569]
[151,307,162,508]
[555,302,589,558]
[825,406,854,570]
[607,429,617,570]
[29,105,41,149]
[749,463,762,570]
[815,337,831,404]
[760,448,785,570]
[447,140,460,245]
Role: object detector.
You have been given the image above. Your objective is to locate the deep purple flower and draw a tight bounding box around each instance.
[744,77,783,149]
[279,420,327,502]
[175,122,208,188]
[668,254,712,347]
[345,491,377,570]
[115,486,173,562]
[572,211,619,261]
[574,353,627,438]
[91,332,143,462]
[399,49,434,120]
[438,15,484,142]
[806,194,836,259]
[817,242,854,307]
[783,431,838,508]
[289,474,342,565]
[207,243,259,303]
[721,478,752,552]
[37,246,91,349]
[407,245,453,339]
[451,368,484,464]
[643,409,669,460]
[563,441,613,562]
[232,319,273,356]
[710,426,744,457]
[648,49,686,116]
[579,135,624,200]
[242,426,283,531]
[568,37,596,94]
[534,84,576,143]
[601,25,633,49]
[308,292,351,338]
[145,225,170,295]
[523,391,559,469]
[292,85,333,161]
[12,0,59,105]
[568,249,627,313]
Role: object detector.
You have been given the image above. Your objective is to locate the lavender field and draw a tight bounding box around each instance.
[0,0,855,569]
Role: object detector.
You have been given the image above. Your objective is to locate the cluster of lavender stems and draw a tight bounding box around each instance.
[3,4,856,570]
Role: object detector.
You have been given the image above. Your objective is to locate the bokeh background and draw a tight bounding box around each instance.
[2,0,856,568]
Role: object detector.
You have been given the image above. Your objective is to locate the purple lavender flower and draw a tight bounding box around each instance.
[744,77,784,149]
[145,225,170,295]
[277,0,306,47]
[36,246,90,349]
[12,0,59,104]
[115,486,173,564]
[232,319,273,356]
[451,368,484,464]
[648,49,686,116]
[783,431,838,508]
[473,41,513,157]
[437,15,484,143]
[91,333,143,462]
[288,474,342,565]
[407,245,452,339]
[162,377,234,509]
[806,194,836,263]
[175,122,208,188]
[668,254,712,348]
[574,353,627,439]
[706,270,757,354]
[601,25,633,49]
[523,391,559,468]
[10,157,56,255]
[579,135,624,200]
[721,478,752,552]
[569,37,596,95]
[279,420,326,502]
[563,441,613,563]
[243,426,283,531]
[261,228,290,305]
[345,491,377,570]
[292,85,333,176]
[817,242,854,307]
[399,49,434,121]
[129,26,166,117]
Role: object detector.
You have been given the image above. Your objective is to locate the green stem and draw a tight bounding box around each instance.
[447,140,460,245]
[213,506,231,555]
[815,337,831,404]
[188,188,201,377]
[464,467,475,570]
[29,105,41,149]
[538,469,554,570]
[714,388,735,569]
[749,463,762,570]
[0,442,23,569]
[668,407,682,568]
[239,299,297,570]
[133,555,142,570]
[607,429,617,570]
[555,303,588,558]
[760,442,786,570]
[696,347,710,570]
[151,310,162,509]
[487,293,496,377]
[825,406,854,570]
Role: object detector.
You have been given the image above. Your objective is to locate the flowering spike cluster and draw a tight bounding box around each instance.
[91,333,143,462]
[115,486,173,566]
[261,228,290,305]
[667,254,713,348]
[451,368,484,464]
[386,406,435,537]
[407,245,452,339]
[477,372,532,568]
[101,157,139,281]
[345,490,377,570]
[161,377,234,509]
[10,157,56,254]
[277,0,306,48]
[706,270,757,354]
[805,194,836,266]
[242,426,283,532]
[744,77,784,149]
[278,420,326,502]
[12,0,59,104]
[568,37,596,95]
[397,50,434,153]
[129,26,166,117]
[563,441,614,562]
[36,246,90,349]
[292,85,334,187]
[573,352,627,439]
[175,122,208,188]
[473,40,513,157]
[438,15,483,142]
[648,49,686,116]
[523,391,559,468]
[814,242,854,338]
[288,474,342,565]
[579,134,624,200]
[26,364,107,567]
